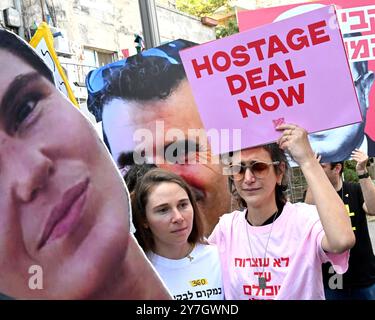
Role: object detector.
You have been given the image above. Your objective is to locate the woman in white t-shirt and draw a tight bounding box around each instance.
[132,169,224,300]
[209,124,356,300]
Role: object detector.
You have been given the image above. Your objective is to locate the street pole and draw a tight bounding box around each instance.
[14,0,25,38]
[40,0,46,22]
[138,0,161,49]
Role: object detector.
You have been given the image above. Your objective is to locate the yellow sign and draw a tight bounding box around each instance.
[30,22,78,107]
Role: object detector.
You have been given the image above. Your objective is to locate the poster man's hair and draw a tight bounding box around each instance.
[87,39,196,123]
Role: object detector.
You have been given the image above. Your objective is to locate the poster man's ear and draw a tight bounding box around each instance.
[277,161,286,184]
[362,71,375,109]
[336,163,342,174]
[364,71,374,89]
[364,71,374,95]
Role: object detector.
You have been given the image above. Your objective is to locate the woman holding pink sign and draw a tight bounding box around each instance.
[209,124,355,299]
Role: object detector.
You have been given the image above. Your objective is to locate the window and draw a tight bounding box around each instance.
[83,48,118,68]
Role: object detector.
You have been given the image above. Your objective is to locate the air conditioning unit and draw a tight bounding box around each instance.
[49,26,73,57]
[3,7,21,28]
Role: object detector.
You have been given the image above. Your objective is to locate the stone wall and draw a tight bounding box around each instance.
[0,0,216,60]
[0,0,216,119]
[18,0,142,59]
[0,0,20,28]
[156,4,216,44]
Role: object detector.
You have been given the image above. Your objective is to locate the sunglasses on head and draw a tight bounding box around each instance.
[85,40,194,123]
[227,161,280,180]
[86,46,182,95]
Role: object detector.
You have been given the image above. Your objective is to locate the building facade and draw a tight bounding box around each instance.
[0,0,216,117]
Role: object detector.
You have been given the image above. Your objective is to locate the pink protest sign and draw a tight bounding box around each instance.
[237,1,375,162]
[180,5,362,155]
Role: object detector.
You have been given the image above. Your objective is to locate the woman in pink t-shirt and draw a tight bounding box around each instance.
[209,124,355,300]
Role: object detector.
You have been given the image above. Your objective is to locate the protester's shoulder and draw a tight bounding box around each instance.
[284,201,320,222]
[343,181,358,187]
[343,181,362,193]
[285,201,318,213]
[283,202,322,236]
[196,242,221,259]
[210,210,245,241]
[217,209,246,226]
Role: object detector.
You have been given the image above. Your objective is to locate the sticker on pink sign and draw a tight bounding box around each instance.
[180,5,362,155]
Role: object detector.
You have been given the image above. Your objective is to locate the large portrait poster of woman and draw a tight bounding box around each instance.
[0,29,171,300]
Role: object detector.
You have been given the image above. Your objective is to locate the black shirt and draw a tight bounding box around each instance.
[322,182,375,288]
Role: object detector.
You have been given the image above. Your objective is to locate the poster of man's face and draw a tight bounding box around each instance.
[86,40,232,236]
[238,0,375,163]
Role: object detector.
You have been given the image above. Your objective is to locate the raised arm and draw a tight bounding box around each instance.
[277,124,355,253]
[304,187,314,204]
[303,154,321,205]
[351,149,375,216]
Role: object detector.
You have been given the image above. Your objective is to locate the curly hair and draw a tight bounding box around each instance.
[103,55,187,105]
[87,39,196,122]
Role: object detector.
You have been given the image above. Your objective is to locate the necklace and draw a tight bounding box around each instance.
[245,210,278,290]
[186,243,195,262]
